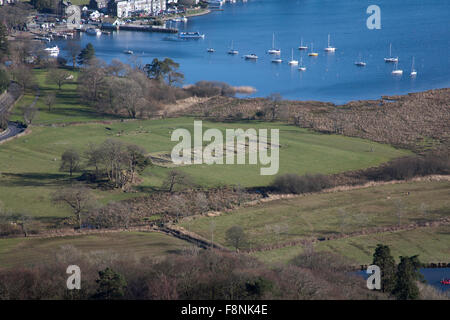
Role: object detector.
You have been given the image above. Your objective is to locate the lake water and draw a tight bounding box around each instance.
[356,268,450,293]
[66,0,450,103]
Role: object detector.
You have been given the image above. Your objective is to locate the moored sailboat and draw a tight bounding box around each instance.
[267,33,281,55]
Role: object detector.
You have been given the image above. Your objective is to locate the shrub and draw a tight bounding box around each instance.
[271,173,332,194]
[187,81,236,97]
[370,155,450,181]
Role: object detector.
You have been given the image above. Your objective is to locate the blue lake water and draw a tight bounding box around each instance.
[356,268,450,292]
[65,0,450,103]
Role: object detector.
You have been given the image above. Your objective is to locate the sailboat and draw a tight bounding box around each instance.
[354,53,366,66]
[298,37,308,50]
[298,56,306,71]
[288,48,298,65]
[384,43,399,63]
[324,34,336,52]
[267,33,281,55]
[244,53,258,60]
[207,41,215,52]
[308,43,318,56]
[410,57,417,77]
[227,40,239,55]
[391,61,403,75]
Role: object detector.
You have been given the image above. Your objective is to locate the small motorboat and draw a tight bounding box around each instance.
[86,28,101,36]
[207,48,215,53]
[45,46,59,57]
[124,50,133,54]
[271,58,283,63]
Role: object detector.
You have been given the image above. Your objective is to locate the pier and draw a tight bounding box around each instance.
[100,24,178,34]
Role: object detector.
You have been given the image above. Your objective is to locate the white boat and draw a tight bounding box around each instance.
[179,31,205,39]
[355,54,366,66]
[267,33,281,55]
[410,57,417,77]
[124,50,133,54]
[44,46,59,57]
[298,37,308,50]
[86,28,101,36]
[207,48,215,53]
[181,16,188,23]
[384,43,399,63]
[244,53,258,60]
[391,62,403,75]
[271,58,283,63]
[288,48,298,65]
[298,57,306,71]
[308,43,318,56]
[324,34,336,52]
[227,40,239,55]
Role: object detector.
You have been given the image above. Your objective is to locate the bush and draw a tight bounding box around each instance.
[187,81,236,97]
[271,173,332,194]
[370,155,450,181]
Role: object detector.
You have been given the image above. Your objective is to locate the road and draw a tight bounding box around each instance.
[0,121,26,142]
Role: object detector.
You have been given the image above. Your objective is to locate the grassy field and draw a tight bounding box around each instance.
[0,231,192,269]
[251,224,450,265]
[180,181,450,252]
[11,69,122,125]
[0,117,409,218]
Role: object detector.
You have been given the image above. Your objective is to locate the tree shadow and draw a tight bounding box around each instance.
[1,172,72,187]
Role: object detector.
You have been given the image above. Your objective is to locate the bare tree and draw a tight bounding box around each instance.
[11,213,34,237]
[23,105,38,125]
[266,93,282,121]
[78,58,107,103]
[11,64,35,91]
[60,149,81,177]
[65,40,81,69]
[167,194,188,222]
[162,170,193,193]
[43,92,56,111]
[107,59,128,77]
[225,225,248,252]
[52,186,97,229]
[47,68,71,90]
[115,78,146,118]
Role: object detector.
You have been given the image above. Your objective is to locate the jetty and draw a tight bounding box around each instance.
[100,24,178,34]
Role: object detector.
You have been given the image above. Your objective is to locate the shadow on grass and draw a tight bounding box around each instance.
[1,172,73,187]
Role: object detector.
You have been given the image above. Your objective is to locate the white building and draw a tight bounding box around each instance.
[116,0,166,18]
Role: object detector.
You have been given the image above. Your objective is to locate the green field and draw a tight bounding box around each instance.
[0,231,191,269]
[0,117,409,218]
[252,224,450,265]
[11,69,122,125]
[180,181,450,252]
